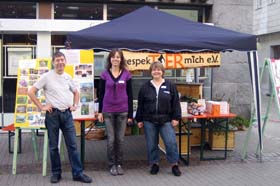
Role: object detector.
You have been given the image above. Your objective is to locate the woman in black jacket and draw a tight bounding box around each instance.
[136,61,182,176]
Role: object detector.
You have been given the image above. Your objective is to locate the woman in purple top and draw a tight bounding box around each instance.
[98,49,133,176]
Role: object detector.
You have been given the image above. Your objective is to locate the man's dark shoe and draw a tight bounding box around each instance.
[172,165,181,176]
[110,165,118,176]
[150,164,159,175]
[73,173,92,183]
[50,174,61,183]
[117,165,124,175]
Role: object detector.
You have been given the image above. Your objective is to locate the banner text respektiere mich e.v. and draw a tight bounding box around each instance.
[123,51,221,71]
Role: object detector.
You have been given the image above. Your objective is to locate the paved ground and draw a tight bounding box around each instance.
[1,95,280,185]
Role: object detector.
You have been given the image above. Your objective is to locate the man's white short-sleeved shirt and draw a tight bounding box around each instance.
[33,70,77,110]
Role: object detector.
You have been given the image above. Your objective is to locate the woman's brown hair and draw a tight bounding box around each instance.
[149,61,165,76]
[106,49,127,70]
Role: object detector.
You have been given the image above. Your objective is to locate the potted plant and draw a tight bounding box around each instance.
[228,116,250,131]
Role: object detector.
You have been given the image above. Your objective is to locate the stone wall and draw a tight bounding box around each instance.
[210,0,254,118]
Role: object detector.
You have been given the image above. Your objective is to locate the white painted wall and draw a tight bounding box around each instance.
[37,32,51,58]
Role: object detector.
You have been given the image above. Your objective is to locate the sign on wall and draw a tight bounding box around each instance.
[14,50,95,128]
[7,47,32,76]
[123,50,221,71]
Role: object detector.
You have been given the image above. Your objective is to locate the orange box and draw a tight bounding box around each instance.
[212,104,220,115]
[206,101,220,115]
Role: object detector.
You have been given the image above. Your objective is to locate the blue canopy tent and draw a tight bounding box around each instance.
[67,6,261,158]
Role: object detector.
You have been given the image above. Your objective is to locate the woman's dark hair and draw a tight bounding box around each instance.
[106,49,127,70]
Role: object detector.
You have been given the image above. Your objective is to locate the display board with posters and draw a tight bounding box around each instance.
[60,49,95,119]
[14,58,51,128]
[14,50,95,128]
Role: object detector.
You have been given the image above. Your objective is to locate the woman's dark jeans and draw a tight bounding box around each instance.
[103,112,127,167]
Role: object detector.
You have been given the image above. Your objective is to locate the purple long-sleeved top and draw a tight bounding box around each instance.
[98,69,133,118]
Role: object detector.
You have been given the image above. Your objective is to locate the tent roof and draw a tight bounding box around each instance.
[67,6,256,52]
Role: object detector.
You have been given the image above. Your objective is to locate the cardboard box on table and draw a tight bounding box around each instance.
[206,101,229,115]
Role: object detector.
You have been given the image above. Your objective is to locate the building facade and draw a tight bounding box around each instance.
[253,0,280,94]
[0,0,254,126]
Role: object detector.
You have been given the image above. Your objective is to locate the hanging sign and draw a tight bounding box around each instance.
[123,50,221,71]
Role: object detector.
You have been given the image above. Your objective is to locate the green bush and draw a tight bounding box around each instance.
[228,116,250,130]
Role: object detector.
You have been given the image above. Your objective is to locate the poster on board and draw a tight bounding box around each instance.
[14,58,51,128]
[14,50,95,128]
[60,49,95,119]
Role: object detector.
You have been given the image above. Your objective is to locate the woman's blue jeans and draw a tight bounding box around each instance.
[45,109,83,177]
[103,112,127,167]
[143,121,179,165]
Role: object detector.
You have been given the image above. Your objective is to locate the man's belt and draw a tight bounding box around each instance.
[52,108,70,112]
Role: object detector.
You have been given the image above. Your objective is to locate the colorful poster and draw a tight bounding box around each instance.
[14,58,51,128]
[14,50,95,128]
[123,50,221,71]
[60,49,95,119]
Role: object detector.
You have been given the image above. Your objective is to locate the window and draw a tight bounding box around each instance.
[160,9,199,22]
[107,4,144,20]
[54,3,103,20]
[272,45,280,59]
[0,2,36,19]
[94,52,108,76]
[158,5,204,22]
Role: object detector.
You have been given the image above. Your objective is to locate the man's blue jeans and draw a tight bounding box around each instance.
[103,112,127,167]
[143,121,179,164]
[45,109,83,177]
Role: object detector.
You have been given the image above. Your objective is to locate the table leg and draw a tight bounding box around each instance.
[178,119,190,166]
[224,118,229,159]
[18,129,22,153]
[178,120,182,162]
[187,120,190,165]
[80,121,85,168]
[200,119,206,160]
[201,118,229,160]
